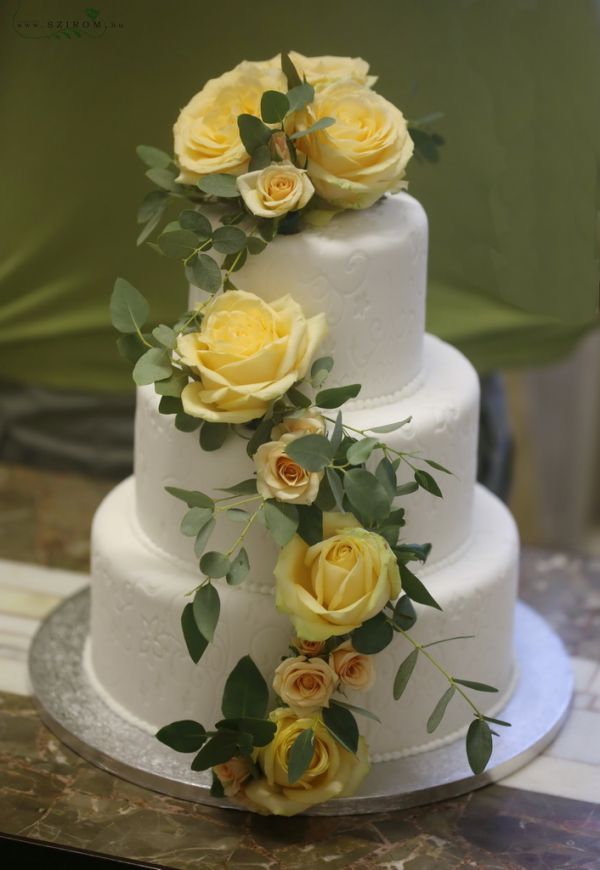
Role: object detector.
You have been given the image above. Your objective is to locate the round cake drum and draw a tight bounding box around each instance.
[29,590,572,815]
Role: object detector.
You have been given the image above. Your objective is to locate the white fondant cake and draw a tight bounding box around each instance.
[88,192,519,762]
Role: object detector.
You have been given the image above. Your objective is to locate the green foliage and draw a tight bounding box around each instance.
[185,253,221,293]
[117,333,147,363]
[238,114,272,155]
[158,396,182,415]
[217,479,258,496]
[343,468,391,520]
[200,422,229,451]
[165,487,214,509]
[154,371,187,397]
[409,128,445,164]
[215,717,276,747]
[427,686,456,733]
[368,417,412,434]
[181,603,209,664]
[399,563,441,611]
[395,481,419,497]
[210,773,225,797]
[261,90,290,123]
[152,324,177,349]
[227,547,250,585]
[193,583,220,641]
[264,500,299,546]
[284,434,334,471]
[249,145,271,172]
[414,469,443,498]
[393,649,419,700]
[331,698,381,723]
[200,551,231,579]
[325,467,345,512]
[290,117,336,140]
[288,728,314,784]
[110,278,149,334]
[180,506,214,537]
[423,459,452,474]
[194,518,216,558]
[346,437,380,465]
[322,703,359,754]
[179,209,212,238]
[393,595,417,630]
[137,145,172,169]
[155,719,207,753]
[246,417,273,457]
[454,679,499,693]
[466,718,493,774]
[281,52,302,89]
[158,229,198,259]
[197,174,240,198]
[375,457,397,500]
[316,383,361,409]
[132,348,172,386]
[137,189,169,224]
[174,412,202,432]
[296,504,323,545]
[246,236,268,255]
[310,356,334,387]
[394,542,432,563]
[351,611,394,654]
[221,656,269,720]
[191,730,253,770]
[287,82,315,113]
[213,226,247,254]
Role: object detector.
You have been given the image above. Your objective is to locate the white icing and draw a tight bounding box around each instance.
[88,479,519,760]
[189,192,428,402]
[134,333,479,574]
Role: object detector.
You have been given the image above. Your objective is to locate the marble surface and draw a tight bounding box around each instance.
[1,462,599,868]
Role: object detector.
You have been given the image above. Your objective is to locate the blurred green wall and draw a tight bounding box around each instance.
[1,0,598,393]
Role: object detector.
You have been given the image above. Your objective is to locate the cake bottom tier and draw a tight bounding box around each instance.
[87,478,519,761]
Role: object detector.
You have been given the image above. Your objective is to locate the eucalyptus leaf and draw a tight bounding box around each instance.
[368,417,412,434]
[146,166,179,191]
[466,719,493,774]
[137,189,169,224]
[210,773,225,797]
[453,679,499,693]
[227,547,250,585]
[322,704,359,754]
[414,469,443,498]
[246,416,273,457]
[346,437,380,466]
[181,603,209,664]
[290,117,336,140]
[154,371,187,397]
[288,728,314,784]
[226,508,250,522]
[200,422,229,451]
[223,248,248,273]
[263,500,298,546]
[427,687,456,733]
[351,611,394,654]
[261,90,290,123]
[152,324,177,349]
[375,457,397,500]
[213,225,247,254]
[158,396,182,415]
[393,648,419,700]
[110,278,149,334]
[117,333,147,363]
[399,563,442,611]
[281,51,302,89]
[249,145,272,172]
[193,583,220,641]
[310,355,334,387]
[246,235,268,254]
[200,551,231,579]
[191,730,252,771]
[287,385,311,408]
[286,82,315,112]
[180,507,213,537]
[393,595,417,630]
[394,542,432,563]
[221,655,269,720]
[326,467,345,512]
[137,144,172,169]
[330,699,381,723]
[296,504,323,545]
[197,173,240,198]
[156,720,206,753]
[424,458,452,474]
[483,716,512,728]
[137,209,164,246]
[396,481,419,496]
[284,434,334,471]
[132,348,172,386]
[174,412,202,432]
[165,487,214,509]
[343,468,391,520]
[316,383,361,409]
[217,479,258,496]
[158,229,198,260]
[330,410,343,451]
[179,209,212,238]
[194,518,216,558]
[215,717,276,747]
[238,114,272,154]
[185,254,221,293]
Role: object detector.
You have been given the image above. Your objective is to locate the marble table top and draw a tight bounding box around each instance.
[0,462,599,868]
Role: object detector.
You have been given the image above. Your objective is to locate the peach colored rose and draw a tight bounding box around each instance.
[255,433,323,505]
[273,655,338,713]
[294,637,327,656]
[329,641,375,691]
[271,409,326,440]
[213,755,252,797]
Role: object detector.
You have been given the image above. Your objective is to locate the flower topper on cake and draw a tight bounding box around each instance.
[111,52,507,816]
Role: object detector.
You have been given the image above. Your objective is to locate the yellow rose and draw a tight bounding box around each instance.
[241,707,370,816]
[255,433,323,505]
[173,61,287,184]
[275,512,401,641]
[177,291,327,424]
[293,637,327,656]
[295,80,414,209]
[289,51,377,90]
[272,656,338,714]
[329,641,375,691]
[271,409,326,440]
[237,162,314,218]
[212,756,252,797]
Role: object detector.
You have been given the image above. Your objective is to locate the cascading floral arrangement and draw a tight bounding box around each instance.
[110,51,508,816]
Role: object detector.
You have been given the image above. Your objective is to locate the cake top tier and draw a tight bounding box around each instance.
[189,192,428,406]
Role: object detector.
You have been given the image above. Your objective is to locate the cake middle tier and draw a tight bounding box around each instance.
[135,333,479,574]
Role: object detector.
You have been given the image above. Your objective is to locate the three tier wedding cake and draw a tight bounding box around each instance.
[87,51,519,816]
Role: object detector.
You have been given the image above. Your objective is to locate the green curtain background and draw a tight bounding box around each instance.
[1,0,598,393]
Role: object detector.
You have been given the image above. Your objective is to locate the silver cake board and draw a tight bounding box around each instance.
[28,590,572,816]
